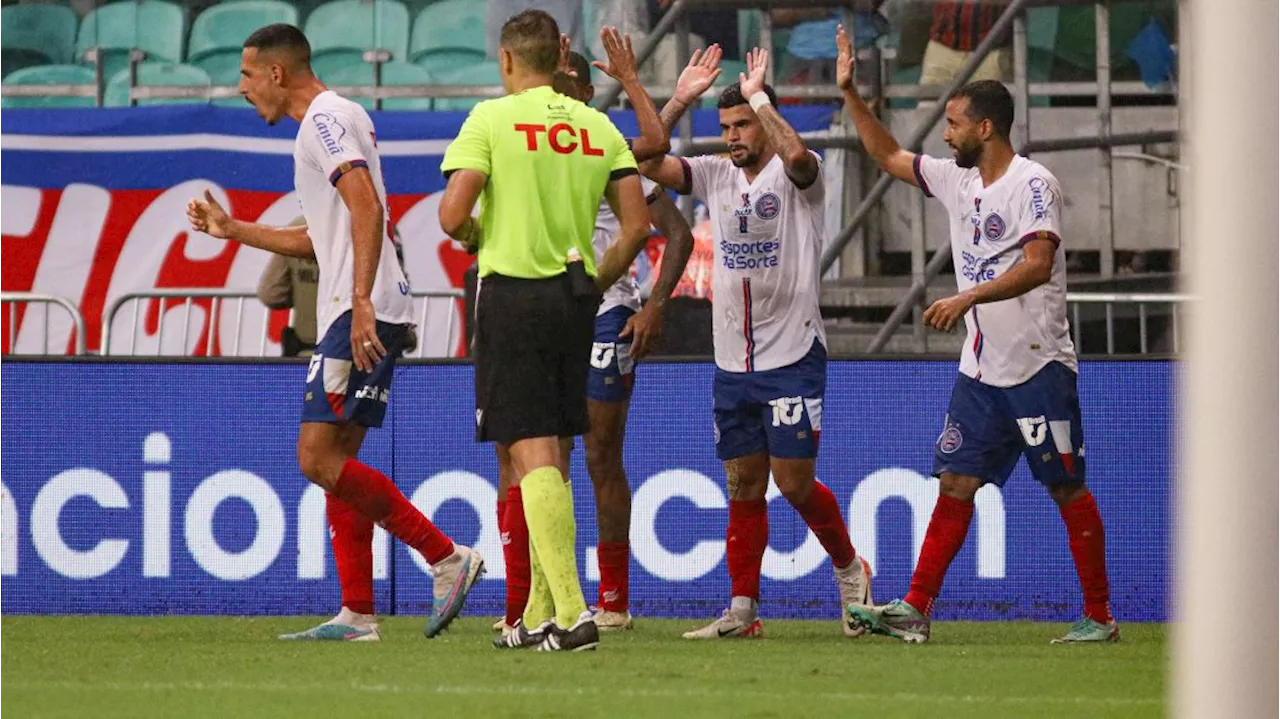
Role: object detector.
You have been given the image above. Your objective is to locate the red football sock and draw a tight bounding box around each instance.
[326,493,375,615]
[597,542,630,612]
[1060,490,1114,624]
[904,494,974,617]
[497,499,507,533]
[502,486,531,626]
[331,458,454,566]
[791,481,856,569]
[727,499,768,601]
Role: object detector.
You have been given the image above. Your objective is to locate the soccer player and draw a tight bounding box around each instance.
[185,24,484,641]
[639,47,873,640]
[490,35,698,639]
[833,25,1117,644]
[437,10,652,652]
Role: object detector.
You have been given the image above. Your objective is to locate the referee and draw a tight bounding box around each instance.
[438,9,651,652]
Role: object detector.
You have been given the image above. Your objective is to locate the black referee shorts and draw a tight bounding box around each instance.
[474,272,599,445]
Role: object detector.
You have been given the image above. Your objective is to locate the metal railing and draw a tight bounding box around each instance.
[1067,292,1189,355]
[406,288,464,360]
[102,289,465,357]
[102,289,274,356]
[1,292,88,356]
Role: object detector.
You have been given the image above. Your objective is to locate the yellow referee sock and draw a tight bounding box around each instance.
[522,533,555,628]
[521,465,587,628]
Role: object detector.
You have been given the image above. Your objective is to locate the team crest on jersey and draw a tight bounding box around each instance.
[754,192,781,220]
[983,213,1007,241]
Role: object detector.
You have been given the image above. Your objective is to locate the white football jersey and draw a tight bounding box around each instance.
[682,152,826,373]
[914,153,1076,386]
[591,177,659,316]
[293,90,414,340]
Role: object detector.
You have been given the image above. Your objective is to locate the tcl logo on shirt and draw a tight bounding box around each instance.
[514,123,605,156]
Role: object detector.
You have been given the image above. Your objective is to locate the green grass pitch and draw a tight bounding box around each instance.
[3,616,1165,718]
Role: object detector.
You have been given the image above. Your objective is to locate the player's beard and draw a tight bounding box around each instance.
[953,139,983,169]
[729,146,760,168]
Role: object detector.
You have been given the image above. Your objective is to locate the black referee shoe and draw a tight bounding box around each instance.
[535,611,599,652]
[493,618,549,649]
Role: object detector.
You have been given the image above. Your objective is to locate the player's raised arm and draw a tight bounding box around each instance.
[596,173,652,291]
[636,45,725,193]
[738,48,819,189]
[836,24,917,186]
[593,26,669,162]
[658,44,723,137]
[187,190,315,258]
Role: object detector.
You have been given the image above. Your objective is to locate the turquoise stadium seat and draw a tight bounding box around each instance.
[325,61,433,110]
[2,5,78,79]
[189,0,298,85]
[409,0,485,75]
[306,0,410,76]
[2,64,96,108]
[76,1,186,83]
[104,62,212,107]
[431,59,499,112]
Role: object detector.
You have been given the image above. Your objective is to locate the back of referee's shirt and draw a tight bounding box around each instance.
[441,85,637,280]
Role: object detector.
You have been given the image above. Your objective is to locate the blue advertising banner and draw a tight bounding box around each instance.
[0,360,1172,621]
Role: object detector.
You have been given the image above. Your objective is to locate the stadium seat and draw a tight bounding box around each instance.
[323,60,434,110]
[306,0,411,76]
[430,59,499,112]
[2,5,78,79]
[409,0,485,76]
[104,62,212,107]
[76,1,186,83]
[1,64,96,108]
[189,0,299,85]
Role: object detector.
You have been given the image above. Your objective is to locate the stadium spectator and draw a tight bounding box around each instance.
[487,0,584,58]
[771,5,889,90]
[257,217,320,357]
[920,0,1013,90]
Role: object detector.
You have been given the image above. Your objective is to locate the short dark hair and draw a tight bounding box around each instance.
[243,23,311,63]
[500,9,561,74]
[718,82,778,110]
[952,79,1014,140]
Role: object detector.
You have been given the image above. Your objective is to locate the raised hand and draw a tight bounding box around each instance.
[187,189,231,239]
[836,23,856,91]
[592,26,639,84]
[557,32,573,76]
[674,44,723,105]
[739,47,769,100]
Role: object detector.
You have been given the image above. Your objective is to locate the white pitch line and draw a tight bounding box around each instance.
[16,679,1162,708]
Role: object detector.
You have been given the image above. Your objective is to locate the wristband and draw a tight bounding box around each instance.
[748,91,772,113]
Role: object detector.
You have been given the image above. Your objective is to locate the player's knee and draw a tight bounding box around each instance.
[939,473,982,501]
[1047,481,1087,507]
[775,475,815,506]
[296,437,340,488]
